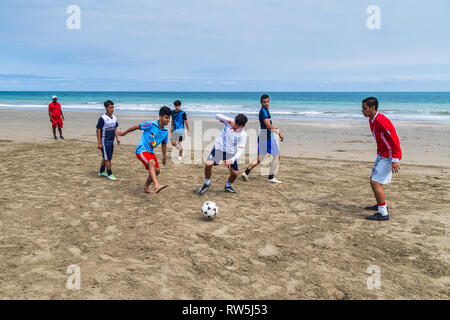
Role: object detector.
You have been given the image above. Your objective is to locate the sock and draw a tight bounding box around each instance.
[225,182,232,188]
[378,202,388,216]
[268,174,274,180]
[245,168,251,175]
[100,166,105,173]
[204,179,211,185]
[107,170,112,176]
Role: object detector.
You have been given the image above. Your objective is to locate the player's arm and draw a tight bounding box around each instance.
[48,108,52,122]
[184,113,190,136]
[215,113,234,126]
[118,124,140,136]
[61,109,65,121]
[170,118,174,133]
[96,129,102,150]
[226,136,247,167]
[115,127,120,144]
[380,122,401,173]
[263,119,284,141]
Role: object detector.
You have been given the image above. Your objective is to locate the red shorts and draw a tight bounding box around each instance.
[51,116,63,129]
[136,151,159,170]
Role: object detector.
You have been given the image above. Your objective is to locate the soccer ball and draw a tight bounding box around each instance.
[202,201,218,218]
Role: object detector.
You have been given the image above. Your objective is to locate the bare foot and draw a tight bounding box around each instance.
[142,188,155,194]
[154,185,168,193]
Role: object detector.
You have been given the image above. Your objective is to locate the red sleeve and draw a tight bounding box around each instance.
[379,119,402,160]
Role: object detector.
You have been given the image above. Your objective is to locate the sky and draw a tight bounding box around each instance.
[0,0,449,91]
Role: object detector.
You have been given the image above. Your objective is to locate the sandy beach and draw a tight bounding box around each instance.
[0,108,449,299]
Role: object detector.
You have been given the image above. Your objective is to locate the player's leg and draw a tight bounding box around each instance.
[225,163,238,193]
[58,120,64,139]
[104,145,116,180]
[98,158,107,177]
[52,127,57,139]
[58,127,63,139]
[268,153,282,184]
[241,155,263,181]
[147,160,167,193]
[178,140,183,157]
[366,156,390,220]
[198,161,214,194]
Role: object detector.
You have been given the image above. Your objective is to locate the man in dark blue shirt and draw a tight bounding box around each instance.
[241,94,284,184]
[170,100,190,161]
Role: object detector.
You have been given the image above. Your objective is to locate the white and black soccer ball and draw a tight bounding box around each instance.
[202,201,218,218]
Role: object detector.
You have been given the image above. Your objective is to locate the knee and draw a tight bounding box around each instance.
[230,169,238,176]
[205,161,214,168]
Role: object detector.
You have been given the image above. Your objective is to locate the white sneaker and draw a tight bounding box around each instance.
[241,172,249,181]
[98,171,108,177]
[178,156,182,161]
[107,174,117,181]
[268,177,282,184]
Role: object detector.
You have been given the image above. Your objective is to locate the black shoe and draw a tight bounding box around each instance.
[60,136,64,140]
[365,213,389,221]
[54,136,57,140]
[224,185,236,193]
[365,204,389,210]
[198,183,210,195]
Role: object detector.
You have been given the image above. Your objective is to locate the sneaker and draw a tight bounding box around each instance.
[241,172,249,181]
[365,213,389,221]
[364,204,389,211]
[178,156,182,161]
[198,183,210,195]
[268,177,282,184]
[98,171,108,177]
[54,136,57,140]
[224,185,236,193]
[107,174,117,181]
[60,136,64,140]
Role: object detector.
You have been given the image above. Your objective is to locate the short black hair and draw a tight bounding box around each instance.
[362,97,378,110]
[104,100,114,107]
[234,114,248,127]
[173,100,181,106]
[260,94,270,102]
[159,106,172,116]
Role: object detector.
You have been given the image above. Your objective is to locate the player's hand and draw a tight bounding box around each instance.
[116,137,120,144]
[62,116,65,121]
[392,162,400,173]
[97,143,102,150]
[49,119,52,123]
[279,132,284,142]
[224,159,233,168]
[162,157,167,166]
[187,130,191,136]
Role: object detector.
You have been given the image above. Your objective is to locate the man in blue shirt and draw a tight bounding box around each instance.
[119,106,171,194]
[241,94,285,184]
[170,100,190,161]
[96,100,120,181]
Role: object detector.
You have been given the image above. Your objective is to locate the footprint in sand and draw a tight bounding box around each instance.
[258,244,279,257]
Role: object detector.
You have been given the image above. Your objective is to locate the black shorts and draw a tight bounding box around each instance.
[207,148,238,171]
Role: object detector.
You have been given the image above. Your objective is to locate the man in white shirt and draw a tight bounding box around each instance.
[198,113,248,194]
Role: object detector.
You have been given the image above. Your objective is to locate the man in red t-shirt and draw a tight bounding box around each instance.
[361,97,402,221]
[48,95,65,140]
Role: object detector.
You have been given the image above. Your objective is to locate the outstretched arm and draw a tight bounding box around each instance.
[215,113,234,126]
[119,124,140,136]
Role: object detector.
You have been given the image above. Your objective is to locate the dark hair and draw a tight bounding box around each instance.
[362,97,378,110]
[104,100,114,107]
[173,100,181,106]
[159,106,172,116]
[260,94,270,102]
[234,114,248,127]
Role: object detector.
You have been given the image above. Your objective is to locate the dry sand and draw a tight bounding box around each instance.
[0,109,449,299]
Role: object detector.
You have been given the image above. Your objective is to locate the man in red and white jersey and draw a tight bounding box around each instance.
[361,97,402,221]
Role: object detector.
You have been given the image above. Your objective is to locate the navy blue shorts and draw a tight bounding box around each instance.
[207,148,238,171]
[258,132,280,156]
[101,144,114,160]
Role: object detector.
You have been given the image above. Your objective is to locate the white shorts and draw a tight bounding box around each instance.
[371,155,392,184]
